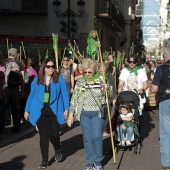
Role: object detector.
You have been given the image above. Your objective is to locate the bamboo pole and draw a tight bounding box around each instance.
[52,33,59,71]
[68,40,81,63]
[63,47,66,58]
[21,41,26,59]
[73,40,84,60]
[6,38,9,56]
[20,46,21,60]
[96,33,116,164]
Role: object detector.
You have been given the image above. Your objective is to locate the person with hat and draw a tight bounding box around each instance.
[1,48,24,133]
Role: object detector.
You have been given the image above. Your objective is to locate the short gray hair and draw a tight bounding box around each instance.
[82,58,98,72]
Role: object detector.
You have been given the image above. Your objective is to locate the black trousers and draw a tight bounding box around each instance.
[4,86,20,130]
[37,114,60,161]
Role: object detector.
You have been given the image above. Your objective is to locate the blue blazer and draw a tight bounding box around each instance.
[25,75,69,126]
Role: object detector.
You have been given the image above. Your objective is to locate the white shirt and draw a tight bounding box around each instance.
[119,67,148,91]
[118,112,133,119]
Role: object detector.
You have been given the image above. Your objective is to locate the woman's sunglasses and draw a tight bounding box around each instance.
[84,71,93,74]
[45,65,55,69]
[128,60,137,64]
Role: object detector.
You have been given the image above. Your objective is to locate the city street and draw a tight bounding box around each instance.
[0,110,160,170]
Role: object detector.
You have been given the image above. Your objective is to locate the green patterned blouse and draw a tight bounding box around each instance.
[69,76,113,121]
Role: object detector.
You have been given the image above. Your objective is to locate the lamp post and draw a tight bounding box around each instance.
[53,0,85,39]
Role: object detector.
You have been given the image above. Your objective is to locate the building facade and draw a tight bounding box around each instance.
[0,0,134,58]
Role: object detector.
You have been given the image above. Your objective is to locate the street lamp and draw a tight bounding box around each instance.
[52,0,85,39]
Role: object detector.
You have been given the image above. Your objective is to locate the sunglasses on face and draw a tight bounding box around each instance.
[63,59,69,61]
[45,65,55,69]
[128,60,137,64]
[157,62,162,65]
[83,71,93,74]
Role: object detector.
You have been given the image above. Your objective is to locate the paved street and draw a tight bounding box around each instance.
[0,109,161,170]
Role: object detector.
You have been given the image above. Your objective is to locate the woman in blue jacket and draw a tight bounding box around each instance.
[24,58,69,169]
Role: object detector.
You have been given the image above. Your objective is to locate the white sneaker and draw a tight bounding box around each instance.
[126,140,131,146]
[122,141,125,146]
[119,141,125,146]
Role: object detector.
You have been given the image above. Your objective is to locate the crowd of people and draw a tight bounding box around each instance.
[0,45,169,170]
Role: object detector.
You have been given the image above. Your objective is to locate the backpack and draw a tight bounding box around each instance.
[24,67,33,83]
[5,60,23,86]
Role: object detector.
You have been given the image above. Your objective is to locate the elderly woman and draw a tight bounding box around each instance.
[67,58,112,170]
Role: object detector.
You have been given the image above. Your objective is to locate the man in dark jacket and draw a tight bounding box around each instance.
[151,45,170,169]
[1,48,24,133]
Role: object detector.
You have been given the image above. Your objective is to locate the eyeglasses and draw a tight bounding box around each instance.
[63,60,69,61]
[45,65,55,69]
[83,71,93,74]
[157,62,162,65]
[128,60,137,64]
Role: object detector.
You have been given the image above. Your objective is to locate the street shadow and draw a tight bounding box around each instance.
[102,136,114,166]
[0,155,26,170]
[0,128,37,148]
[48,134,84,166]
[59,121,80,136]
[140,110,156,142]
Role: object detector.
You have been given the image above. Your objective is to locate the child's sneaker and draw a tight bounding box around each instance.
[93,162,103,170]
[84,164,93,170]
[119,141,125,146]
[126,140,131,146]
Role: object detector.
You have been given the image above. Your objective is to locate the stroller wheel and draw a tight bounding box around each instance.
[137,143,141,154]
[132,146,137,154]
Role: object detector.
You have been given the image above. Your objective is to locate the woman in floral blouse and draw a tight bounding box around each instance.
[67,58,112,170]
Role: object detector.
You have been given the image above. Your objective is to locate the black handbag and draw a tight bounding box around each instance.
[100,104,108,119]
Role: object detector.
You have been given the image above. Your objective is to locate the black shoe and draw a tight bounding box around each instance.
[39,161,48,169]
[55,149,62,162]
[11,128,20,132]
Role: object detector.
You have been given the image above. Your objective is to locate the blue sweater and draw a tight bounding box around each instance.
[25,75,69,126]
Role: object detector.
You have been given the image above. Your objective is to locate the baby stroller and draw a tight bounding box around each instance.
[114,90,142,154]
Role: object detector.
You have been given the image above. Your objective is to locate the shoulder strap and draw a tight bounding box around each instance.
[164,63,170,67]
[27,67,33,74]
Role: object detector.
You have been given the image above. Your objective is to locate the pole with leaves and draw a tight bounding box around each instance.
[21,41,26,59]
[63,47,66,58]
[45,49,48,59]
[68,40,81,63]
[52,33,59,70]
[96,32,116,164]
[20,46,22,60]
[6,38,9,56]
[38,49,41,63]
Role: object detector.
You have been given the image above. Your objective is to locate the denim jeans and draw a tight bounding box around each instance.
[116,125,133,141]
[159,99,170,166]
[66,83,71,101]
[80,110,104,164]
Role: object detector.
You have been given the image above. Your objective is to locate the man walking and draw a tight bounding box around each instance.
[151,45,170,170]
[2,48,24,132]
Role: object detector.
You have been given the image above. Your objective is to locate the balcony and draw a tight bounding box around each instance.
[0,0,47,14]
[97,0,125,32]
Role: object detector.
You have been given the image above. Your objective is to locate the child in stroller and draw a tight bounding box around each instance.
[114,90,141,153]
[116,101,139,146]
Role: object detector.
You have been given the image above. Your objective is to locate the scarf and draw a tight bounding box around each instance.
[82,71,100,82]
[126,66,142,76]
